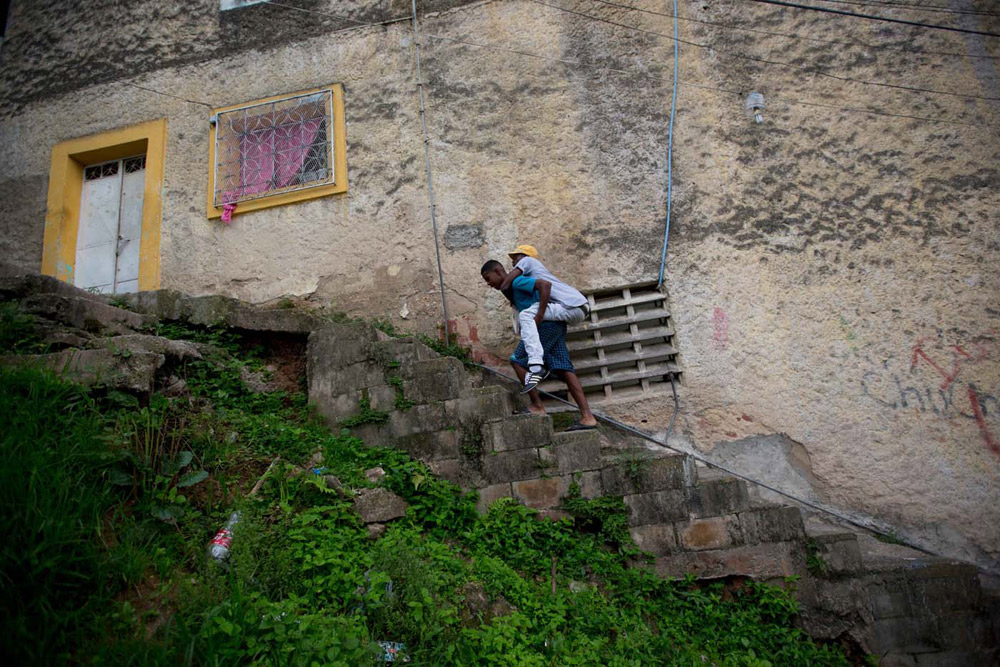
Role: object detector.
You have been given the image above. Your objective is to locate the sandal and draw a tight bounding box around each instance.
[565,422,598,432]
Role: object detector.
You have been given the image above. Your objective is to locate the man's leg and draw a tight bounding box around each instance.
[555,370,598,427]
[517,303,545,371]
[540,302,588,326]
[511,361,546,415]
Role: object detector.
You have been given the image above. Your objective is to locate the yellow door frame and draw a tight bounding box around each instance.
[41,119,167,291]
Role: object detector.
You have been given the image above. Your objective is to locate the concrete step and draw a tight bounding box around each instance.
[481,414,553,453]
[400,357,471,403]
[685,475,751,518]
[628,504,805,550]
[600,455,693,496]
[649,540,806,581]
[444,386,513,426]
[540,430,602,476]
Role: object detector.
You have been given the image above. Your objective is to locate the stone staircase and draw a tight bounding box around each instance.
[2,262,994,665]
[308,322,999,666]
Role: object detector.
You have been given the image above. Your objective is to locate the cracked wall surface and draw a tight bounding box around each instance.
[0,0,998,569]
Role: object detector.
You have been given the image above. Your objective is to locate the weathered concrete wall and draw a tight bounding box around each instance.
[0,0,998,568]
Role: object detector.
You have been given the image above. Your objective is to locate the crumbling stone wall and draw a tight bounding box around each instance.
[0,0,997,567]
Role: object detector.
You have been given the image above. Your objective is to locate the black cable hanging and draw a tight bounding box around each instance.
[749,0,1000,37]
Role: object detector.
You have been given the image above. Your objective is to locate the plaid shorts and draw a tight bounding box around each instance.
[510,321,575,372]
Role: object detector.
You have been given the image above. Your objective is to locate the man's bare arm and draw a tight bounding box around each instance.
[534,279,552,324]
[499,267,523,292]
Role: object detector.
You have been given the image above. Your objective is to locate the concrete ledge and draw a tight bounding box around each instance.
[482,448,542,483]
[811,533,864,576]
[676,515,742,551]
[739,506,804,545]
[602,456,688,496]
[477,482,513,513]
[624,489,687,527]
[402,357,468,403]
[21,293,154,334]
[482,414,552,453]
[651,540,806,580]
[4,348,164,393]
[539,431,601,475]
[685,476,750,518]
[630,524,680,556]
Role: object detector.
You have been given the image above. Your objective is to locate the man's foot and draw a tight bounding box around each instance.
[527,404,547,416]
[520,368,550,394]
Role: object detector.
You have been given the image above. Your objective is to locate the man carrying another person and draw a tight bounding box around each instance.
[481,258,598,431]
[497,245,591,393]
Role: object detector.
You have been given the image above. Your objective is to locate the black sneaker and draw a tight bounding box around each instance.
[520,368,550,394]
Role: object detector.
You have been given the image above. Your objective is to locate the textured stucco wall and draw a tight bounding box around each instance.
[0,0,998,568]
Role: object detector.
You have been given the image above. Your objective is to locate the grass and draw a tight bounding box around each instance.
[0,321,849,665]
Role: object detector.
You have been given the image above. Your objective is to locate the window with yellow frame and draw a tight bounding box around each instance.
[207,84,347,219]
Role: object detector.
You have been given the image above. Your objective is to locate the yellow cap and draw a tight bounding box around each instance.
[507,244,539,259]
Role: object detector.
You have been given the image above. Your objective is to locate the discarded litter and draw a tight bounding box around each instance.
[208,511,241,562]
[377,641,409,663]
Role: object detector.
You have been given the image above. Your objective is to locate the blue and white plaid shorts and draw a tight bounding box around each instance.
[510,321,575,372]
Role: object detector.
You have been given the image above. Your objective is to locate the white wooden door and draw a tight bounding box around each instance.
[75,156,146,294]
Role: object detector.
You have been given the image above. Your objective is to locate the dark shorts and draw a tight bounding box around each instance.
[510,321,575,372]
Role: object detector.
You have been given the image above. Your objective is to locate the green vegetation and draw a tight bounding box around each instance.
[0,320,848,665]
[805,539,830,578]
[873,531,907,546]
[374,318,472,365]
[341,396,391,428]
[0,301,47,353]
[614,449,653,489]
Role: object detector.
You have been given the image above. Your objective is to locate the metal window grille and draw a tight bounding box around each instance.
[213,90,334,208]
[539,282,680,408]
[123,156,146,173]
[84,160,120,180]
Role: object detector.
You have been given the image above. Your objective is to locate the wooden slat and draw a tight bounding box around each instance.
[571,343,676,372]
[568,309,669,334]
[588,290,664,313]
[539,362,680,392]
[567,325,674,351]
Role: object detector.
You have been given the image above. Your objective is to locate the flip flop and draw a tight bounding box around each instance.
[565,422,598,432]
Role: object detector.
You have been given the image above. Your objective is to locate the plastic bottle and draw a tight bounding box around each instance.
[208,511,241,562]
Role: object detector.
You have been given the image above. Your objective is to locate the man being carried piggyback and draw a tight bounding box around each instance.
[481,255,598,431]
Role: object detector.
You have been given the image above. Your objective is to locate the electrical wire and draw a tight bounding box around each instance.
[748,0,1000,37]
[526,0,1000,101]
[416,32,998,128]
[120,82,213,108]
[657,0,679,288]
[809,0,1000,17]
[261,0,412,30]
[583,0,1000,60]
[256,0,999,127]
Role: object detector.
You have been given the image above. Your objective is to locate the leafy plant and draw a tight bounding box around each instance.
[0,322,849,666]
[806,538,830,577]
[614,449,652,489]
[874,530,906,546]
[0,301,47,354]
[340,397,390,428]
[107,402,209,523]
[560,480,639,557]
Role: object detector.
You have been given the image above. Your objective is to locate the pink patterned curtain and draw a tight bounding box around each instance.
[237,116,324,197]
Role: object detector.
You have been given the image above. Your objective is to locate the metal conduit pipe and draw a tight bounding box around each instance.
[471,362,957,564]
[411,0,451,340]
